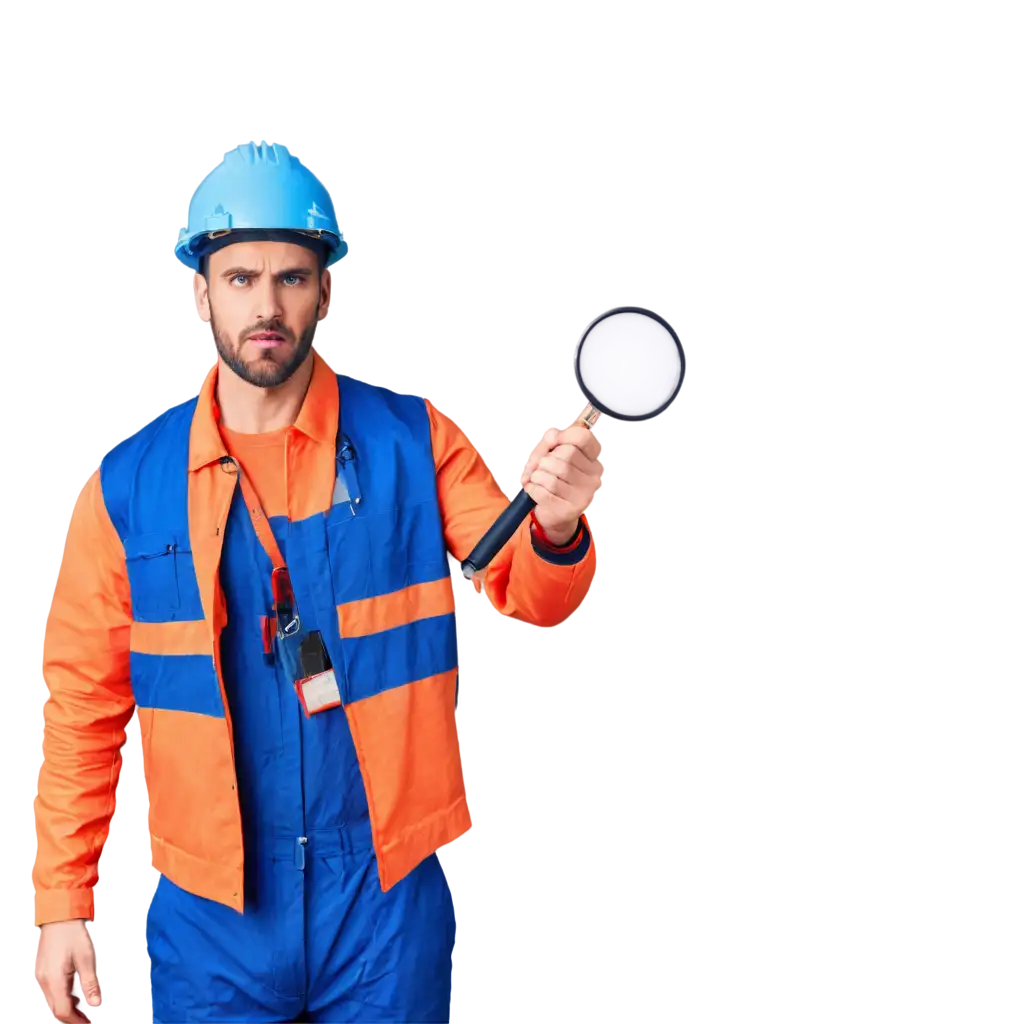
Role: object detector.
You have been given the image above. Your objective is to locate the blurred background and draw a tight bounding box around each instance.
[3,2,1022,1020]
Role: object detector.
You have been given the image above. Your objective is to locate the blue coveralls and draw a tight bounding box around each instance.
[145,468,457,1021]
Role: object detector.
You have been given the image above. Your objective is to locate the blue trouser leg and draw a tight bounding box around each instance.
[147,838,307,1022]
[147,831,455,1023]
[305,837,456,1023]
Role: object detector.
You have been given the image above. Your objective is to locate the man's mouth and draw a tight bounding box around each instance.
[248,331,287,348]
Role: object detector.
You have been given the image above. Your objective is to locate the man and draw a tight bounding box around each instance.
[32,142,601,1023]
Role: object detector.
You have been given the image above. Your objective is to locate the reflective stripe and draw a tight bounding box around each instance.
[130,619,209,657]
[337,578,455,639]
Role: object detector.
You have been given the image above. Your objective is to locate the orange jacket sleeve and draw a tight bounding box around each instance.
[33,469,136,926]
[425,399,596,627]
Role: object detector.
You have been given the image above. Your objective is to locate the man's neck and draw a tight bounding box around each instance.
[216,353,315,434]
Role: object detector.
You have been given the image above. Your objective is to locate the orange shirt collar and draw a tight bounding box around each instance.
[188,347,339,471]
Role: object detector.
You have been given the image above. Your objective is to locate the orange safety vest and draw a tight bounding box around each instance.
[33,348,595,925]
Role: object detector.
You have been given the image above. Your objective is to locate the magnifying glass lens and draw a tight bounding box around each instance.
[578,311,683,418]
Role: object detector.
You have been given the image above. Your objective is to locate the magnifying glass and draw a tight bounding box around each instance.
[460,305,685,579]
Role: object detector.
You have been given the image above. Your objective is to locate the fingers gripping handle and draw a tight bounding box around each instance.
[459,403,600,580]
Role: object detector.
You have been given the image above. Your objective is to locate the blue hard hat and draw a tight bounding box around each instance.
[175,141,348,270]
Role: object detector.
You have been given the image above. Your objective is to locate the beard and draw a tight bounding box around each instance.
[211,309,318,388]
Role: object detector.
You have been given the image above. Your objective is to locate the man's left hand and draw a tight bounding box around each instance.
[520,425,603,545]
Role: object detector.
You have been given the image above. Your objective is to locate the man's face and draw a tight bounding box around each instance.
[193,240,331,388]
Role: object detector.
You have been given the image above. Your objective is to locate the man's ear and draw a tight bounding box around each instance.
[317,266,333,309]
[194,272,211,323]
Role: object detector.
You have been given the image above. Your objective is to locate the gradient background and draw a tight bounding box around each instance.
[6,8,1024,1024]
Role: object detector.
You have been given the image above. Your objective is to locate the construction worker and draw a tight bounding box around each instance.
[32,142,601,1023]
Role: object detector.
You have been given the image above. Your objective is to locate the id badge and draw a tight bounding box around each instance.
[295,670,342,717]
[293,631,342,717]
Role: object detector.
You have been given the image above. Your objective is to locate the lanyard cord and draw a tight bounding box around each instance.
[220,455,298,636]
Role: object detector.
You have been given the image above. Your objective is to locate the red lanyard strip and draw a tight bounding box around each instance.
[222,456,300,638]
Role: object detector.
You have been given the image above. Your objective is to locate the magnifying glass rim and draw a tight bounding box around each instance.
[569,296,688,423]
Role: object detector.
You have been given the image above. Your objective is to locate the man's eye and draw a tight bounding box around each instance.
[231,274,249,286]
[282,274,301,286]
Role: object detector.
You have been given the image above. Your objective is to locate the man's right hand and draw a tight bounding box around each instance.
[35,919,102,1023]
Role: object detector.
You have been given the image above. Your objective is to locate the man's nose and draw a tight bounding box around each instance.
[253,276,286,319]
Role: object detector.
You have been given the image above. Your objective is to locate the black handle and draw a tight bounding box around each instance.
[461,488,537,579]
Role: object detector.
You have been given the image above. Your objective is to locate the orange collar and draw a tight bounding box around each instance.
[188,347,339,471]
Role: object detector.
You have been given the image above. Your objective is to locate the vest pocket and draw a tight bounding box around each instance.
[325,500,450,608]
[124,530,187,620]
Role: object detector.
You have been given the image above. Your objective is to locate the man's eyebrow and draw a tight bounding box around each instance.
[223,266,315,278]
